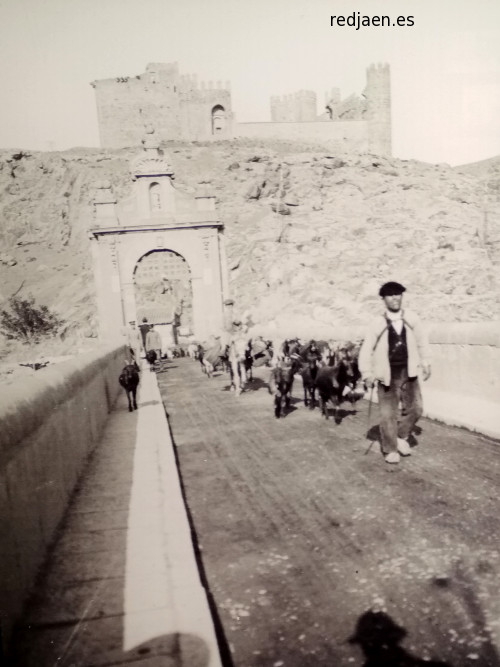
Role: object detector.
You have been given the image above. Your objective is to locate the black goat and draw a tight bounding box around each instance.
[269,357,296,418]
[145,349,157,371]
[300,358,319,408]
[315,351,362,422]
[119,362,140,412]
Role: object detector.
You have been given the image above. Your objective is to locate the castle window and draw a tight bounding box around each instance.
[211,105,226,135]
[149,182,162,213]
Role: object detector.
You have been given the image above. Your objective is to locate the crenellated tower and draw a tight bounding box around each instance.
[364,63,391,155]
[270,90,317,122]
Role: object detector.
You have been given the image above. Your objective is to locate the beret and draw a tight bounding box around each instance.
[379,281,406,297]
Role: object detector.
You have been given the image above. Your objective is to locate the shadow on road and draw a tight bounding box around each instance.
[321,406,357,424]
[245,377,269,392]
[349,611,453,667]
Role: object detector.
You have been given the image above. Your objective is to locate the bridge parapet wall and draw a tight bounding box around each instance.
[424,322,500,439]
[0,344,127,652]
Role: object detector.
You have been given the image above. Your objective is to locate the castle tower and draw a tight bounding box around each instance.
[365,63,391,155]
[270,90,317,122]
[295,90,317,122]
[91,63,233,147]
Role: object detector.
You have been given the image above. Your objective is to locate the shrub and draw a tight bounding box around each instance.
[0,296,64,343]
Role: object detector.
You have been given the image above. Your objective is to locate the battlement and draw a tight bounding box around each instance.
[271,90,316,104]
[178,74,231,92]
[366,62,390,75]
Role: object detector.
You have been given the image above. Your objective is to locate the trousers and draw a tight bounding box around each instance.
[377,365,423,454]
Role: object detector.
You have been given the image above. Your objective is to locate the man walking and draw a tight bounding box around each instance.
[358,282,431,464]
[138,317,151,353]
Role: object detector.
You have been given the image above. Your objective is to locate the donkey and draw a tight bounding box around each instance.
[296,340,323,409]
[269,356,296,418]
[118,361,140,412]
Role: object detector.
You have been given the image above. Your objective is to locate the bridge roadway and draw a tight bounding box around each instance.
[8,357,500,667]
[157,358,500,667]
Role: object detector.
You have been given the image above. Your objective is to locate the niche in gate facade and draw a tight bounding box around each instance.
[149,182,162,213]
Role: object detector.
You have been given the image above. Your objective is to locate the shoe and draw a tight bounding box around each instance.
[385,451,400,464]
[397,438,411,456]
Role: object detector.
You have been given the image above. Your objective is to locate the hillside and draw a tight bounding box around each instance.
[1,140,499,351]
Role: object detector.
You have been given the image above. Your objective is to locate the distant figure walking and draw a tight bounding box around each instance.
[138,317,151,353]
[358,281,431,464]
[145,325,162,362]
[126,321,143,364]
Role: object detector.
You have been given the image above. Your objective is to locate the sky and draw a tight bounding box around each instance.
[0,0,499,165]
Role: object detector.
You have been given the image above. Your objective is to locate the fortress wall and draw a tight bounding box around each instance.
[91,62,392,153]
[0,344,127,651]
[236,120,370,152]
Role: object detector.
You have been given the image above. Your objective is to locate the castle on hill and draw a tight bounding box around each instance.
[91,62,391,155]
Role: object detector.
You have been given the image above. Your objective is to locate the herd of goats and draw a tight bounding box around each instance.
[120,336,366,418]
[119,336,366,418]
[191,336,366,419]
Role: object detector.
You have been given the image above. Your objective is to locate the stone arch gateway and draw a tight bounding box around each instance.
[89,132,230,342]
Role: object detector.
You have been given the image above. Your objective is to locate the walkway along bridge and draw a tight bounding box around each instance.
[0,322,499,666]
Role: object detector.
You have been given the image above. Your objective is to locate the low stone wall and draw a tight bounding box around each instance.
[423,322,500,439]
[0,344,127,652]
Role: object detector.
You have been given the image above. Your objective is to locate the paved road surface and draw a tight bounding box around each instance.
[158,358,500,667]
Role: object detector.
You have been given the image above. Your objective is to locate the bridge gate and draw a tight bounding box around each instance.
[89,130,229,342]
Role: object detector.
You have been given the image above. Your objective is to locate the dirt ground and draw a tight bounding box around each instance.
[158,358,500,667]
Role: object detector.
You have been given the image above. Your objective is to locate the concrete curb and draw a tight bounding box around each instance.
[137,367,223,667]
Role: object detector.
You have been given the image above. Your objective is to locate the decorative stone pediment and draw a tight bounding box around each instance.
[131,127,174,180]
[131,155,174,179]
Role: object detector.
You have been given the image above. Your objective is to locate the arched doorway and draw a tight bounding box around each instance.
[211,105,226,135]
[133,249,193,349]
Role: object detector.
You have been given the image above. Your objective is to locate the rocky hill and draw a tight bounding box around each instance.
[1,139,499,352]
